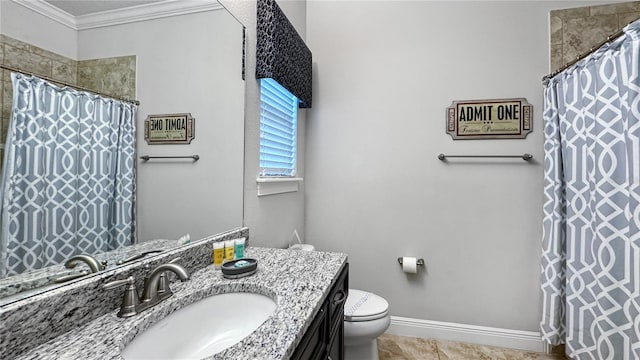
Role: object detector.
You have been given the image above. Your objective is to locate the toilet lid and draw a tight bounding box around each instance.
[344,289,389,322]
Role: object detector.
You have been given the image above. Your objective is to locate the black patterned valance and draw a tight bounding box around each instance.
[256,0,312,108]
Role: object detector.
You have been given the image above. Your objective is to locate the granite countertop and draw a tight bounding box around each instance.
[15,247,348,360]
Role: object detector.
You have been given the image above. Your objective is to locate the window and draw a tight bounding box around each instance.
[259,78,298,177]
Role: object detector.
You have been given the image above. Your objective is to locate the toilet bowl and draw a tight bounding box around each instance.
[288,243,391,359]
[343,289,390,360]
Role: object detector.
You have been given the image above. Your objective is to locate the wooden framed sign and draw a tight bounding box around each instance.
[144,113,195,144]
[446,98,532,140]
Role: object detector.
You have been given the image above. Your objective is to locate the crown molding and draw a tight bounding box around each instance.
[12,0,76,29]
[12,0,224,31]
[75,1,225,30]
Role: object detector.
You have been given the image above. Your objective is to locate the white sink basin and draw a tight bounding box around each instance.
[121,292,276,359]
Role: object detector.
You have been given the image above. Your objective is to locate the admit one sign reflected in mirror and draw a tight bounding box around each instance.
[446,98,532,139]
[144,113,195,144]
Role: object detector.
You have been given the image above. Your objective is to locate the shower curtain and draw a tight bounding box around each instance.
[0,73,137,277]
[541,21,640,359]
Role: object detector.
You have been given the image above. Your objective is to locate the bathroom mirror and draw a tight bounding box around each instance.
[0,0,245,304]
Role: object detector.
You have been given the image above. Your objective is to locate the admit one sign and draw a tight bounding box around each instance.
[144,113,195,144]
[446,98,532,139]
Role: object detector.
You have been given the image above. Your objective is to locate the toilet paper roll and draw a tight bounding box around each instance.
[402,257,418,274]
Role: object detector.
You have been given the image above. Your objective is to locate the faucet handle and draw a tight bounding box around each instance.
[103,276,134,289]
[52,270,90,284]
[157,273,171,298]
[116,249,163,265]
[157,257,182,298]
[103,276,140,318]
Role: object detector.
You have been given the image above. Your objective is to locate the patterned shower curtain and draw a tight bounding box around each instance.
[541,21,640,359]
[0,73,137,277]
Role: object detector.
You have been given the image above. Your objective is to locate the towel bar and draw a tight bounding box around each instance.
[140,155,200,161]
[438,153,533,161]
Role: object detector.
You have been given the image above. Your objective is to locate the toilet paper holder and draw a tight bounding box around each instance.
[397,257,424,266]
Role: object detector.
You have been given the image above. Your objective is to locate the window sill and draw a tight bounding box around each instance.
[256,177,303,196]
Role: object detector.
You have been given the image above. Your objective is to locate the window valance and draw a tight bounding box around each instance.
[256,0,312,108]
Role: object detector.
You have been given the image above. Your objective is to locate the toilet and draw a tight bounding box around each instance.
[290,243,391,360]
[343,289,390,360]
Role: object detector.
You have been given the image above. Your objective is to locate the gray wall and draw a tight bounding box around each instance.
[304,0,613,332]
[223,0,308,249]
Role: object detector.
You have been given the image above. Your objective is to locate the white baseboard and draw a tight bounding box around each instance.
[386,316,549,353]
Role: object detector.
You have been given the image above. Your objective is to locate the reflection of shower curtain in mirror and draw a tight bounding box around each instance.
[0,73,137,277]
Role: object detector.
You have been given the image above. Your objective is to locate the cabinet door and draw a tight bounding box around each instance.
[327,319,344,360]
[293,262,349,360]
[291,303,328,360]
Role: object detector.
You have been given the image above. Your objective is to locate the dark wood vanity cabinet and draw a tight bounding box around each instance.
[292,263,349,360]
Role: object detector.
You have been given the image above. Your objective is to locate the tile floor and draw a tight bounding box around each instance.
[377,334,568,360]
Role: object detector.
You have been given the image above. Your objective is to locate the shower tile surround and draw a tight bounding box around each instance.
[77,57,136,100]
[5,242,348,360]
[0,35,136,157]
[0,227,250,358]
[550,2,640,71]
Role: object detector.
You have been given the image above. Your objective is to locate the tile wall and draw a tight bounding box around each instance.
[0,35,78,143]
[550,1,640,71]
[77,56,136,100]
[0,35,136,167]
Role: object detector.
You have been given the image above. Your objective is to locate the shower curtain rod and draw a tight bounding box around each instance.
[0,64,140,106]
[542,27,626,82]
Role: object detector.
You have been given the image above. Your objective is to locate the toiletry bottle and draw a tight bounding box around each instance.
[235,238,245,259]
[213,242,224,269]
[224,240,235,261]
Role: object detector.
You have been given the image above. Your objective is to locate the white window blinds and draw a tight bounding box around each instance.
[259,78,298,177]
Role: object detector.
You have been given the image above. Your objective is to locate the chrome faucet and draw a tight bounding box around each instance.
[65,254,107,273]
[103,258,190,318]
[141,261,190,303]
